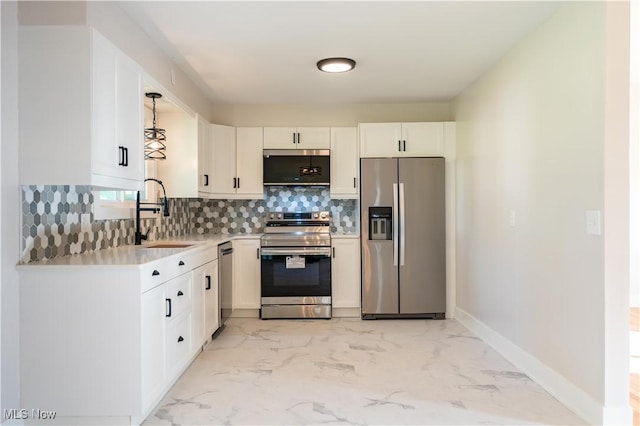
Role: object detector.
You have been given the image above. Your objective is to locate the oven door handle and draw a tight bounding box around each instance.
[260,247,332,257]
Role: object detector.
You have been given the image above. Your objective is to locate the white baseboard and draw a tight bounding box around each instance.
[332,307,360,318]
[231,309,259,318]
[454,307,630,425]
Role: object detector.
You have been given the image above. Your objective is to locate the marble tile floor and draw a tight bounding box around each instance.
[144,318,585,425]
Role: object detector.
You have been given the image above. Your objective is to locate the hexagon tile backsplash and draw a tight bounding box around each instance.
[21,186,357,263]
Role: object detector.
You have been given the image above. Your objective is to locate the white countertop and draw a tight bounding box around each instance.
[17,234,240,269]
[17,232,358,269]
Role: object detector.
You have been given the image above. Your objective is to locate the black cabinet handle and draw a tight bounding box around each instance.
[204,174,209,186]
[237,177,240,188]
[178,260,185,266]
[257,248,260,259]
[332,247,336,258]
[403,140,406,152]
[205,275,211,290]
[293,133,296,144]
[166,298,172,317]
[353,177,357,188]
[177,336,184,343]
[297,132,300,144]
[123,147,129,166]
[398,140,402,152]
[118,146,124,166]
[233,177,237,188]
[152,270,160,276]
[177,290,184,296]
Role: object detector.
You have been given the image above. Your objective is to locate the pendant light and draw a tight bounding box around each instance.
[144,92,167,160]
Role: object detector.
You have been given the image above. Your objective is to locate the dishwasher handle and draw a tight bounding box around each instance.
[221,247,234,256]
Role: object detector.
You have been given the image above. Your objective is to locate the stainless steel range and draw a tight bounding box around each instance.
[260,211,332,319]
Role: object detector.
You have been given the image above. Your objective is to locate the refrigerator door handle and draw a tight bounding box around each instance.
[393,183,399,266]
[399,182,406,266]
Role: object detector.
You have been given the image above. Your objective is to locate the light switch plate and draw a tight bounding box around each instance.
[585,210,601,235]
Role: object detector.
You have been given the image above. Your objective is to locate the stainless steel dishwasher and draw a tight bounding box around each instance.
[216,241,234,336]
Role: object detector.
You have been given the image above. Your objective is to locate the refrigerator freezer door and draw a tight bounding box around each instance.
[398,157,446,314]
[360,158,399,315]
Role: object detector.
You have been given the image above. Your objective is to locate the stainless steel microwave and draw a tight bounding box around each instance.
[263,149,330,186]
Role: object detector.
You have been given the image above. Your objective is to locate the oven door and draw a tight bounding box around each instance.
[260,246,332,300]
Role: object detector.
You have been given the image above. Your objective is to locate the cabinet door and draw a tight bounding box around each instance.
[297,127,330,149]
[236,127,264,198]
[197,115,212,194]
[263,127,297,149]
[210,124,237,195]
[91,30,119,178]
[115,52,144,182]
[331,238,361,309]
[141,283,166,409]
[330,127,358,198]
[193,261,219,343]
[359,123,402,157]
[233,238,261,310]
[203,261,219,337]
[191,264,206,351]
[401,122,444,157]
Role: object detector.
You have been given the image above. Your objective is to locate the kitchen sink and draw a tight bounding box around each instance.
[145,243,194,249]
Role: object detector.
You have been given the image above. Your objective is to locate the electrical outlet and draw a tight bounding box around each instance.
[585,210,601,235]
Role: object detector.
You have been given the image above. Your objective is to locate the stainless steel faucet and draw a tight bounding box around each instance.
[135,178,170,245]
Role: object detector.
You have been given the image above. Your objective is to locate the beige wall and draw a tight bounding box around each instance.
[210,102,452,127]
[453,2,630,423]
[2,0,21,414]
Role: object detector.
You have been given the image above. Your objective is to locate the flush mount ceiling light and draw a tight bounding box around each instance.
[144,92,167,160]
[316,57,356,73]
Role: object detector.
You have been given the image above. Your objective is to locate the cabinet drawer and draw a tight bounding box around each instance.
[166,311,191,378]
[165,274,192,320]
[140,246,218,293]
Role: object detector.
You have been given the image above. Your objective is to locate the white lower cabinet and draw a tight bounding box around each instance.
[331,237,361,313]
[140,282,167,411]
[193,260,219,346]
[166,311,192,380]
[19,245,219,425]
[233,237,261,311]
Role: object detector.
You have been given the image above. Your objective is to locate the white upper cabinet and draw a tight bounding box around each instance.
[19,26,144,190]
[235,127,264,198]
[330,127,359,198]
[197,115,212,195]
[210,124,237,195]
[359,122,444,158]
[209,125,263,199]
[264,127,330,149]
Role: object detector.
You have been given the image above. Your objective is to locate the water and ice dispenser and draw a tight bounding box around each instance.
[368,207,392,240]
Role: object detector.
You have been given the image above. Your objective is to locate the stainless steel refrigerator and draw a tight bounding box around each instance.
[360,157,446,319]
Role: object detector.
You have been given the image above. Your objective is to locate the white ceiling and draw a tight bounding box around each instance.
[121,1,561,106]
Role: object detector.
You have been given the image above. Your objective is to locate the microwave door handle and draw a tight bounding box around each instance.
[393,183,399,266]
